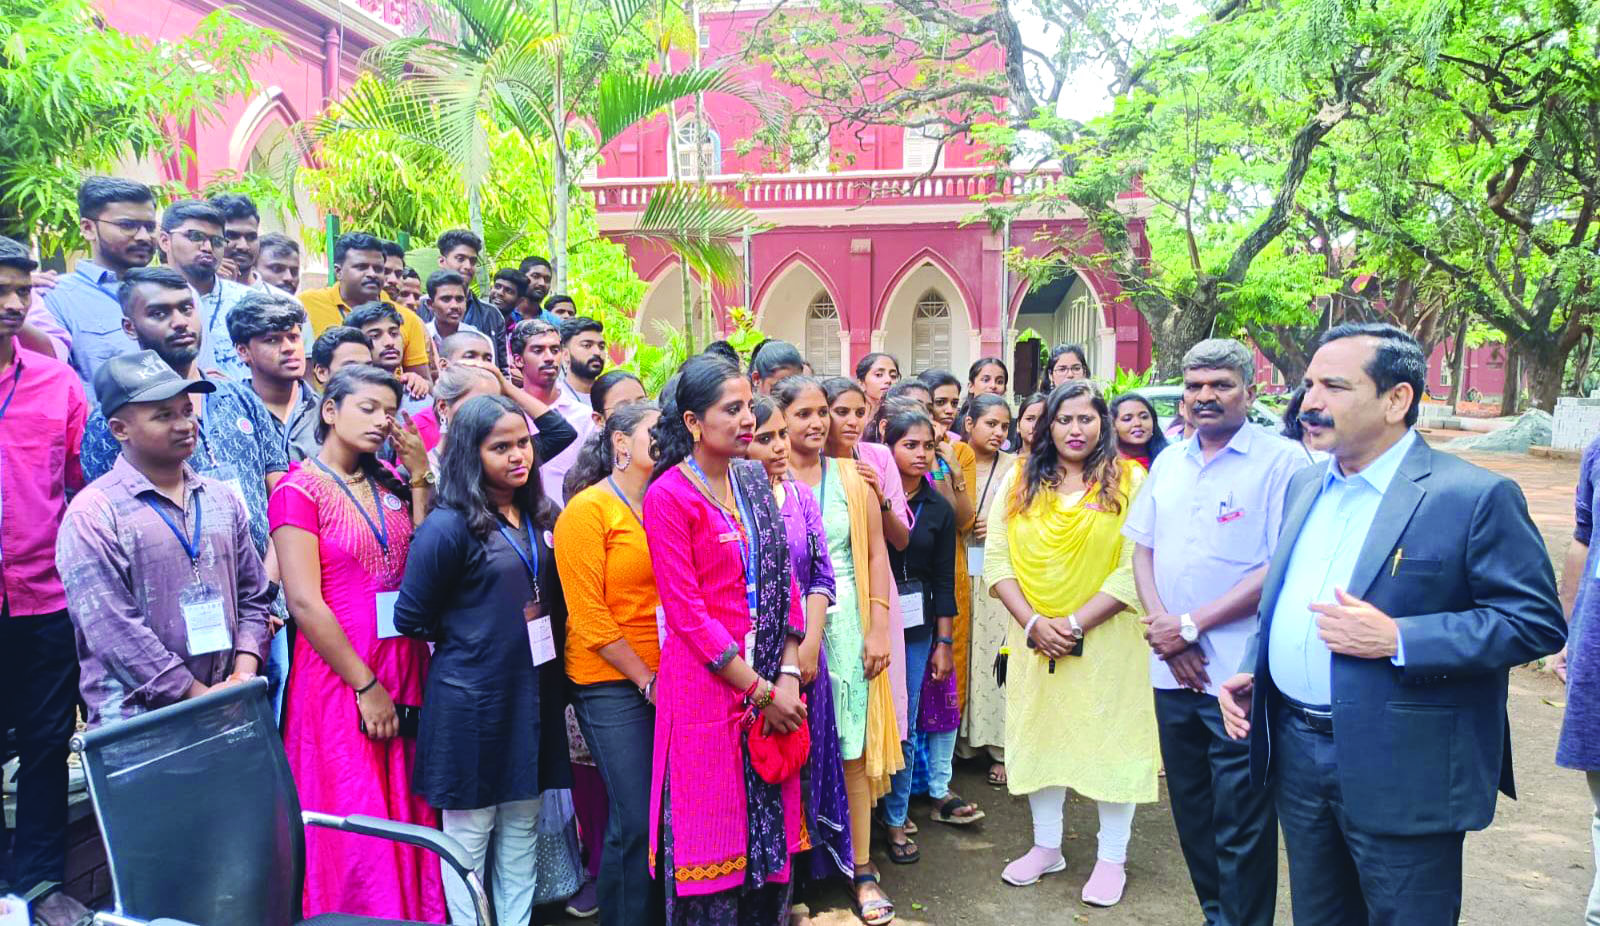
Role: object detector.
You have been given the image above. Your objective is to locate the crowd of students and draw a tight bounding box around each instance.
[0,174,1574,926]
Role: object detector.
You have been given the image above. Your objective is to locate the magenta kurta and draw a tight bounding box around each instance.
[268,463,445,922]
[642,464,805,897]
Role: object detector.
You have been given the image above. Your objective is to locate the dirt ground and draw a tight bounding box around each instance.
[553,446,1596,925]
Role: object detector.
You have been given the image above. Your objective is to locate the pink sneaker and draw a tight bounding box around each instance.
[1000,845,1066,886]
[1081,859,1126,906]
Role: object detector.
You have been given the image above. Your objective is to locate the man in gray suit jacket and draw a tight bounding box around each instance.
[1218,322,1565,925]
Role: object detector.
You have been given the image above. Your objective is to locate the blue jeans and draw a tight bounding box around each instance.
[264,626,288,726]
[571,681,662,926]
[882,635,957,827]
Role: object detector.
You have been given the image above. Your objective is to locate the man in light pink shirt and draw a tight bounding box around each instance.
[0,236,92,926]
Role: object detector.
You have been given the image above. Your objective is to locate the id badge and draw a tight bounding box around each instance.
[180,584,231,655]
[656,605,667,647]
[898,581,926,629]
[375,590,401,639]
[966,543,984,577]
[744,628,758,661]
[528,615,557,666]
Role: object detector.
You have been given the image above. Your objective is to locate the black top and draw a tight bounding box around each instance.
[530,409,578,466]
[886,482,959,641]
[394,506,571,809]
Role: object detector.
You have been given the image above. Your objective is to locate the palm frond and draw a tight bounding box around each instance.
[594,69,781,148]
[626,183,771,285]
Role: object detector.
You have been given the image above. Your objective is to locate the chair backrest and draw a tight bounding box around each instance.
[72,679,303,926]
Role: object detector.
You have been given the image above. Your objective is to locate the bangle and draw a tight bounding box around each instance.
[1067,614,1084,638]
[936,635,954,646]
[741,677,762,701]
[1023,613,1041,640]
[354,676,379,696]
[753,680,776,709]
[779,665,803,680]
[868,596,890,611]
[640,674,657,700]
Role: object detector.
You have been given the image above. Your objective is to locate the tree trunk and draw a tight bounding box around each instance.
[1500,345,1522,416]
[1520,334,1575,413]
[1146,295,1219,378]
[1568,332,1594,397]
[1446,314,1468,409]
[660,3,697,353]
[551,0,569,291]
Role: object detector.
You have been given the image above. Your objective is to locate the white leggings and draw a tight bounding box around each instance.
[1027,787,1135,864]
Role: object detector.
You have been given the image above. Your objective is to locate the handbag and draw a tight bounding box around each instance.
[530,789,583,906]
[747,709,811,784]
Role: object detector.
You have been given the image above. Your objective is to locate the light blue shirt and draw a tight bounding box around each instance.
[195,277,256,381]
[1267,429,1417,706]
[43,260,129,389]
[1123,423,1305,696]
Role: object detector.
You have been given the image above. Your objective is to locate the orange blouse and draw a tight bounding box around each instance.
[553,482,662,686]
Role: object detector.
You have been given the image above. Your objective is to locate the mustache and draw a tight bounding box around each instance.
[1191,400,1223,415]
[1298,410,1335,429]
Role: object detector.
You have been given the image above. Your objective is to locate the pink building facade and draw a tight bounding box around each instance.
[96,0,425,256]
[586,6,1153,385]
[106,1,1153,387]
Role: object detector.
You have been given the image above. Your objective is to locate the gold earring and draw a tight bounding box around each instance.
[689,428,701,443]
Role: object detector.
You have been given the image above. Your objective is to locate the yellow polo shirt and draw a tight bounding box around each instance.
[298,286,430,370]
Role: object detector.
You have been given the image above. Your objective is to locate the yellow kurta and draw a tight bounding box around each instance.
[949,440,978,712]
[983,459,1159,804]
[961,450,1014,753]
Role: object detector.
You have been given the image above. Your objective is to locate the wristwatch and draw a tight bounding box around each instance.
[410,468,437,489]
[1179,612,1199,643]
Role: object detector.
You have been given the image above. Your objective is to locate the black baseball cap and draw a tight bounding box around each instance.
[93,350,215,416]
[0,236,38,272]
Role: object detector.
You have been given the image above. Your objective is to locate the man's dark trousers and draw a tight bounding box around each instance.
[1157,687,1277,926]
[1274,706,1465,926]
[0,606,78,897]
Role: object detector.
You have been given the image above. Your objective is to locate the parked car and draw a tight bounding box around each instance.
[1129,385,1283,433]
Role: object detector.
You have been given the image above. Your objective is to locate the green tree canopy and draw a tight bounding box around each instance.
[0,0,275,252]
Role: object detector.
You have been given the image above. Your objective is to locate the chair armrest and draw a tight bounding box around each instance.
[302,811,493,926]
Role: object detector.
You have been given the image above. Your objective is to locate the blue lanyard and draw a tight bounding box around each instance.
[144,489,204,576]
[687,457,758,617]
[497,516,542,601]
[311,459,390,559]
[0,358,22,425]
[606,476,645,528]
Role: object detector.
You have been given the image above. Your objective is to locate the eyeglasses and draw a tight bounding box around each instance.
[92,217,157,235]
[176,229,225,248]
[1056,364,1087,375]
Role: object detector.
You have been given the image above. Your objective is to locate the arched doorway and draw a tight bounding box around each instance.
[1010,268,1110,393]
[633,264,706,349]
[878,261,972,377]
[753,259,844,374]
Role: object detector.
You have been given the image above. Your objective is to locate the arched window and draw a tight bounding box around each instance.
[793,115,830,175]
[675,118,721,178]
[912,290,952,371]
[805,292,841,376]
[904,124,943,172]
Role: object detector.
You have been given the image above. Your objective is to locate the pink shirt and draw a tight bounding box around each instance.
[1,347,88,615]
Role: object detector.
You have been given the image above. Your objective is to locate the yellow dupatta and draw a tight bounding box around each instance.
[835,458,906,799]
[1006,458,1144,617]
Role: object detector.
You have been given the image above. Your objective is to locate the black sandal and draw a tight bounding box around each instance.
[885,830,920,864]
[930,792,986,825]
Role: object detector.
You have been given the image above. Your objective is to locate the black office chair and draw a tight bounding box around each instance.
[71,678,491,926]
